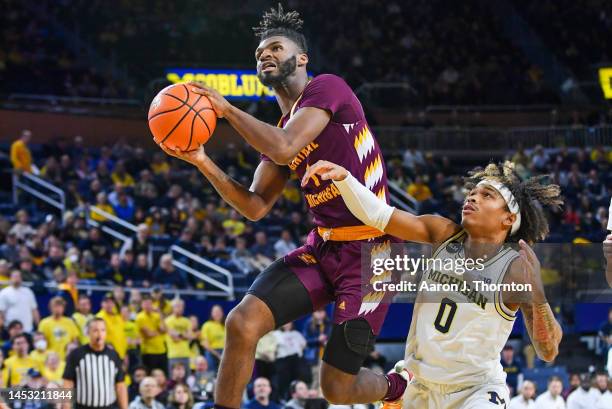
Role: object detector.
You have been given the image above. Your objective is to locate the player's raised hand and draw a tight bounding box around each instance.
[188,81,232,118]
[300,160,349,187]
[518,239,546,303]
[159,143,208,167]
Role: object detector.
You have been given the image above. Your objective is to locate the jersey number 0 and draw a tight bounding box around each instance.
[434,297,457,333]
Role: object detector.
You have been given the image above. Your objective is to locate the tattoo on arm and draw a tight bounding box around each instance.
[522,303,562,361]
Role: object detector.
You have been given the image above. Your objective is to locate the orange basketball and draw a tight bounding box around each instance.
[148,83,217,151]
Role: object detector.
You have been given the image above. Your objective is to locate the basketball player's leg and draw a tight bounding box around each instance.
[215,257,329,409]
[319,315,399,404]
[319,238,405,404]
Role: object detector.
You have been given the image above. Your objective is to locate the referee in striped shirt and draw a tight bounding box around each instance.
[63,317,128,409]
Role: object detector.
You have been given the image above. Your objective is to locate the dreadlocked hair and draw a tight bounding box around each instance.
[253,3,308,53]
[463,161,563,244]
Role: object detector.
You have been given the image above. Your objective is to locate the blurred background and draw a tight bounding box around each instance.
[0,0,610,407]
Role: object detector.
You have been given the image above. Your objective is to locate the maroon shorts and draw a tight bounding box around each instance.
[284,229,397,335]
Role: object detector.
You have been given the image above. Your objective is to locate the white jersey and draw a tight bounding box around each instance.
[405,229,519,387]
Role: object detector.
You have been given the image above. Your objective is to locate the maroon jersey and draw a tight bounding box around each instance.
[263,74,389,228]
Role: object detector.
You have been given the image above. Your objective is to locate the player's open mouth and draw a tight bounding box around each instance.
[462,203,476,214]
[261,62,277,72]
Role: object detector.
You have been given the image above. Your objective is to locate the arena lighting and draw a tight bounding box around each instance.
[166,68,276,101]
[598,67,612,99]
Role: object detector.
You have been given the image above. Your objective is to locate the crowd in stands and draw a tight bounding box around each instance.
[513,0,612,78]
[0,0,125,98]
[0,275,611,408]
[3,129,312,290]
[2,129,610,294]
[0,265,337,408]
[295,0,558,105]
[0,129,611,408]
[1,0,586,106]
[495,307,612,408]
[505,371,612,408]
[387,144,610,244]
[2,259,611,409]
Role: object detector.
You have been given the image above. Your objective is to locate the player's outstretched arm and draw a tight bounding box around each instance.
[160,145,288,221]
[504,240,562,362]
[189,82,330,165]
[301,160,459,244]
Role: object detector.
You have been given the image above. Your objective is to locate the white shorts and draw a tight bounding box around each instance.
[403,379,510,409]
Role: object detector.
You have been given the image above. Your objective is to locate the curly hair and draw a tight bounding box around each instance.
[463,161,563,243]
[253,3,308,52]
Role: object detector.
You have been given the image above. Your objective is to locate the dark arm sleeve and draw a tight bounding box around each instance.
[63,348,78,381]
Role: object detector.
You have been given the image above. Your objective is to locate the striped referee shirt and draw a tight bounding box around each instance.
[63,344,125,409]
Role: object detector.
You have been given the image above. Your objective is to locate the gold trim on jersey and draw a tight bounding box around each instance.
[363,154,384,190]
[354,126,375,163]
[276,92,306,127]
[493,254,520,321]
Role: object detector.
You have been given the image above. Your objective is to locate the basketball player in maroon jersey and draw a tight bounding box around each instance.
[160,5,410,409]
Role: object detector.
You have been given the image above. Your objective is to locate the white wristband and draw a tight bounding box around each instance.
[333,173,395,231]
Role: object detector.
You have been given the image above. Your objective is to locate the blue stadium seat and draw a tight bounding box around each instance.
[522,366,569,395]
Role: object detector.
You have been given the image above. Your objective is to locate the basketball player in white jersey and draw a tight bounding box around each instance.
[302,160,564,409]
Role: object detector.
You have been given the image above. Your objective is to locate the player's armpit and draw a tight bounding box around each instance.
[385,212,460,246]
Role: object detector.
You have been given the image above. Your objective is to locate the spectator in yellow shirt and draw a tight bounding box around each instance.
[282,179,302,205]
[2,334,40,387]
[10,129,33,173]
[96,293,127,359]
[200,305,226,372]
[111,160,135,187]
[41,351,65,384]
[222,210,246,238]
[72,295,94,344]
[152,287,172,317]
[90,192,116,222]
[407,176,433,202]
[136,294,167,373]
[121,305,140,373]
[37,297,79,361]
[29,332,50,368]
[188,315,202,371]
[151,153,170,175]
[165,299,193,374]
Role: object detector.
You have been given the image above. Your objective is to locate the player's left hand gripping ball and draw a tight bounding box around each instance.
[188,81,232,118]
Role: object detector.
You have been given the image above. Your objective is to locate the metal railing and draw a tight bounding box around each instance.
[12,172,66,220]
[387,180,418,214]
[86,205,136,256]
[171,245,235,300]
[12,174,235,299]
[85,206,234,299]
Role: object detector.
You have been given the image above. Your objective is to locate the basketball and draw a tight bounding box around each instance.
[148,83,217,151]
